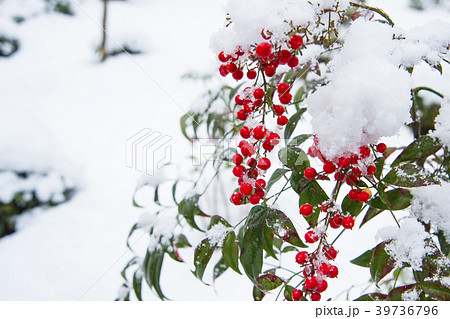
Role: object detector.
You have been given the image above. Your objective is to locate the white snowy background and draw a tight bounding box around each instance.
[0,0,449,301]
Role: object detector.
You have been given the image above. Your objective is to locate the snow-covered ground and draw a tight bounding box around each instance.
[0,0,449,301]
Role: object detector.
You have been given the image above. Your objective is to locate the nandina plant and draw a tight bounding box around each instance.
[119,1,450,301]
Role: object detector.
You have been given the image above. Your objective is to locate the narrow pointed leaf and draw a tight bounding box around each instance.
[350,249,374,268]
[222,231,241,274]
[256,273,284,292]
[193,238,217,282]
[266,208,307,247]
[370,241,396,287]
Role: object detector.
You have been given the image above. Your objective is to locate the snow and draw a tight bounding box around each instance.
[210,0,349,55]
[411,182,450,241]
[401,287,420,301]
[307,19,413,161]
[205,223,232,246]
[377,218,432,270]
[433,99,450,146]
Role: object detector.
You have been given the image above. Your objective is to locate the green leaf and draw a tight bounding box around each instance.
[132,270,143,301]
[193,238,217,282]
[126,223,139,251]
[284,285,295,301]
[266,208,307,247]
[222,231,241,274]
[180,113,193,142]
[287,134,312,148]
[368,188,412,211]
[419,281,450,300]
[213,257,229,282]
[256,273,284,292]
[178,195,207,232]
[174,234,191,248]
[208,215,232,229]
[350,249,374,268]
[253,285,266,301]
[265,168,290,194]
[293,86,305,106]
[154,186,161,206]
[279,147,310,171]
[143,249,167,300]
[341,195,364,217]
[240,205,267,283]
[354,293,388,301]
[281,246,299,253]
[374,157,385,180]
[172,181,179,204]
[284,108,306,141]
[383,163,439,188]
[360,207,384,228]
[391,136,441,167]
[387,284,418,301]
[370,241,396,287]
[263,223,278,259]
[437,230,450,257]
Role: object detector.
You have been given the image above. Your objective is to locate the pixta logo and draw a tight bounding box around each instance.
[126,128,172,175]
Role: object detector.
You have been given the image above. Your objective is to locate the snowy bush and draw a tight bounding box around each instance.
[121,0,450,301]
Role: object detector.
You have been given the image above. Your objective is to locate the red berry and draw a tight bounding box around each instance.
[237,109,247,121]
[264,65,276,77]
[323,161,336,174]
[350,154,359,165]
[316,280,328,293]
[240,126,251,139]
[234,95,243,105]
[232,153,243,166]
[232,69,243,80]
[253,88,265,99]
[219,64,229,77]
[328,265,339,278]
[240,182,253,196]
[277,82,290,95]
[241,143,255,157]
[352,167,362,177]
[300,203,313,216]
[273,104,285,116]
[304,167,317,180]
[377,143,387,153]
[247,70,257,79]
[333,214,342,226]
[311,292,321,301]
[334,171,345,182]
[305,276,318,290]
[254,189,265,199]
[255,179,266,190]
[232,165,244,177]
[257,157,271,170]
[329,218,340,229]
[345,174,358,186]
[305,230,319,243]
[268,132,280,141]
[288,56,299,68]
[230,192,242,205]
[247,157,256,167]
[253,99,263,107]
[289,35,304,49]
[295,251,308,264]
[252,125,266,140]
[262,140,275,151]
[360,145,371,158]
[255,42,272,59]
[367,165,376,175]
[218,51,228,62]
[248,168,258,178]
[349,189,359,201]
[278,50,292,64]
[279,92,292,104]
[323,245,338,260]
[292,289,303,301]
[357,191,370,203]
[227,63,237,73]
[341,216,355,229]
[249,194,260,205]
[319,263,331,276]
[337,157,350,168]
[277,115,288,126]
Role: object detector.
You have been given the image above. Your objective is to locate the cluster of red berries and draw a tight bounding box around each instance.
[223,31,306,206]
[299,201,356,230]
[218,33,304,81]
[291,245,339,301]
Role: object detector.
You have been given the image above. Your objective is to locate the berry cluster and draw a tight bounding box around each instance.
[220,31,306,206]
[291,243,339,301]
